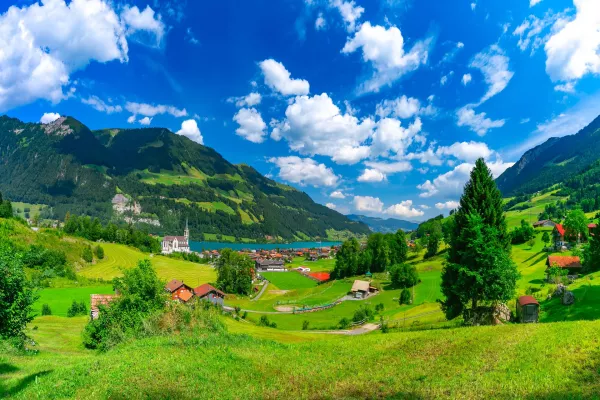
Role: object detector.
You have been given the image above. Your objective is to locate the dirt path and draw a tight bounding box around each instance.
[251,281,269,302]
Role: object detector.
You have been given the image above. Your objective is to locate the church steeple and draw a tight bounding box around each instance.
[184,218,189,241]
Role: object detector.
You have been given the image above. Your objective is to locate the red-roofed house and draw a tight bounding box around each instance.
[165,279,195,303]
[589,223,597,236]
[546,256,582,281]
[516,296,539,323]
[553,224,567,248]
[90,294,118,320]
[193,284,225,306]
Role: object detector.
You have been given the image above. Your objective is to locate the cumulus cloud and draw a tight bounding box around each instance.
[470,45,514,103]
[259,59,310,96]
[342,22,431,93]
[417,161,513,198]
[40,113,61,124]
[554,82,576,93]
[330,190,347,199]
[82,96,122,114]
[233,108,267,143]
[229,92,262,107]
[125,102,187,118]
[435,141,493,162]
[375,95,437,119]
[120,5,165,47]
[370,117,423,158]
[315,13,326,30]
[357,169,387,183]
[462,73,472,86]
[127,115,136,124]
[530,0,543,6]
[435,200,460,210]
[176,119,203,144]
[330,0,364,32]
[545,0,600,83]
[271,93,375,165]
[385,200,424,218]
[440,71,454,86]
[0,0,165,112]
[269,156,339,187]
[138,116,152,125]
[456,106,505,136]
[353,195,384,213]
[326,202,337,209]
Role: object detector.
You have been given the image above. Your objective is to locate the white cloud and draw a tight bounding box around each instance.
[364,160,413,174]
[436,141,493,162]
[370,117,423,158]
[326,202,337,210]
[353,195,384,213]
[229,92,262,107]
[82,96,122,114]
[357,169,387,183]
[513,12,567,55]
[440,71,454,85]
[456,106,505,136]
[176,119,203,144]
[330,190,346,199]
[435,200,460,210]
[545,0,600,83]
[470,45,514,103]
[185,27,200,45]
[462,73,472,86]
[120,5,165,47]
[385,200,424,218]
[40,113,61,124]
[139,116,152,125]
[315,13,326,30]
[259,59,310,96]
[457,42,465,49]
[554,82,576,93]
[342,22,431,93]
[0,0,164,113]
[330,0,364,32]
[269,156,339,187]
[125,102,187,118]
[530,0,543,6]
[420,204,430,209]
[418,161,513,198]
[471,3,477,11]
[271,93,375,165]
[520,118,531,124]
[233,108,267,143]
[127,115,136,124]
[376,95,418,119]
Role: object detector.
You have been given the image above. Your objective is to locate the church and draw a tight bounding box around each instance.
[161,220,191,254]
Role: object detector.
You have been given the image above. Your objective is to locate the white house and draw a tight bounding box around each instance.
[162,220,191,254]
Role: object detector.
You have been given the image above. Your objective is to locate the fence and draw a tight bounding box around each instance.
[292,300,342,314]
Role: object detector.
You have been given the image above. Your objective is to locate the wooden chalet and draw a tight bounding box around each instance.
[533,220,556,228]
[553,224,567,247]
[165,279,194,303]
[193,284,225,306]
[546,255,582,280]
[350,280,378,299]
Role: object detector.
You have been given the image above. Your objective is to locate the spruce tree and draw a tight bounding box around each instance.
[440,158,519,320]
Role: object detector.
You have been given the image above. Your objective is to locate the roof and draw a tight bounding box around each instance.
[256,259,284,266]
[176,288,194,303]
[163,236,188,243]
[547,256,582,269]
[533,219,555,227]
[589,223,598,228]
[554,224,566,236]
[194,283,225,298]
[166,279,186,292]
[309,272,330,282]
[90,294,117,310]
[518,295,539,306]
[351,280,370,292]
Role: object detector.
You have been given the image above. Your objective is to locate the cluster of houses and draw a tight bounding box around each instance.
[533,219,597,250]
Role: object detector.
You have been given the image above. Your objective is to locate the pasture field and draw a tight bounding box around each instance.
[259,272,317,290]
[3,315,600,398]
[35,285,114,317]
[79,243,216,286]
[288,257,336,272]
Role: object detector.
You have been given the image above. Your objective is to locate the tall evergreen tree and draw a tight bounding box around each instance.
[440,158,519,320]
[332,238,360,279]
[386,230,409,265]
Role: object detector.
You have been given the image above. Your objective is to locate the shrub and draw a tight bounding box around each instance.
[380,316,389,333]
[389,263,419,288]
[258,315,271,327]
[94,245,105,260]
[302,320,309,330]
[338,317,351,329]
[352,305,374,323]
[67,300,87,317]
[82,246,93,263]
[375,303,384,313]
[242,311,248,319]
[41,304,52,316]
[400,288,412,305]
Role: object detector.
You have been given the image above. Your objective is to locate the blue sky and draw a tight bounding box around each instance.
[2,0,600,222]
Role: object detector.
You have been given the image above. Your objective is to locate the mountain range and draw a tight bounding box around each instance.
[346,214,419,233]
[496,115,600,195]
[0,115,370,241]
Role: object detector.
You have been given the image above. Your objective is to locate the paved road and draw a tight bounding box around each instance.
[251,280,269,302]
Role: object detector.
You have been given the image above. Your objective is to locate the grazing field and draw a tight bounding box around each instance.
[79,243,216,285]
[35,286,114,317]
[260,272,318,290]
[288,257,335,272]
[3,316,600,398]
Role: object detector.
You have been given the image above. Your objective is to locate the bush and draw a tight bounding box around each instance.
[389,263,419,288]
[242,311,248,319]
[400,288,412,305]
[375,303,384,313]
[302,320,309,330]
[352,305,374,323]
[94,245,105,260]
[41,304,52,316]
[338,317,351,329]
[67,300,87,317]
[82,246,93,263]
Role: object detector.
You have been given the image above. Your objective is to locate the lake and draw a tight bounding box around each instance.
[190,241,341,251]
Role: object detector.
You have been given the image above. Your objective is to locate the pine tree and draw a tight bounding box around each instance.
[440,158,519,320]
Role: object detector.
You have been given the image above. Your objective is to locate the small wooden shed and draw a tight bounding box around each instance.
[516,296,539,323]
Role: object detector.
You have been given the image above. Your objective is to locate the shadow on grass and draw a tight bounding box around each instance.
[528,252,548,267]
[540,284,600,322]
[0,362,52,397]
[528,279,545,285]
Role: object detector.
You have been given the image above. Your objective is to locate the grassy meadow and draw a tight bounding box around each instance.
[260,271,318,289]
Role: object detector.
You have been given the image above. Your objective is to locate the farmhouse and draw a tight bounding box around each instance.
[533,220,556,228]
[546,255,582,280]
[166,279,194,303]
[162,220,191,255]
[552,224,567,248]
[255,259,285,272]
[516,295,539,323]
[194,283,225,306]
[350,280,378,299]
[90,294,118,320]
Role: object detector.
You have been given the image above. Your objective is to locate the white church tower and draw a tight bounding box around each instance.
[184,218,189,241]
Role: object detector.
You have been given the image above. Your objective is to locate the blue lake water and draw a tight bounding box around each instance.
[190,241,341,251]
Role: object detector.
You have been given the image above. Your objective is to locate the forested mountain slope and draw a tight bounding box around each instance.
[0,116,369,241]
[346,214,419,232]
[496,114,600,195]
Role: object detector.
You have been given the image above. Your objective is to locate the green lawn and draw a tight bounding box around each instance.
[35,286,114,317]
[259,272,318,290]
[288,257,335,272]
[79,243,216,286]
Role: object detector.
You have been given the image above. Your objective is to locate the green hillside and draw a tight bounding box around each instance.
[496,114,600,195]
[0,115,369,241]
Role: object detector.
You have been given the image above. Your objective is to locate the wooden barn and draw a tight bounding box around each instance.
[516,296,539,323]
